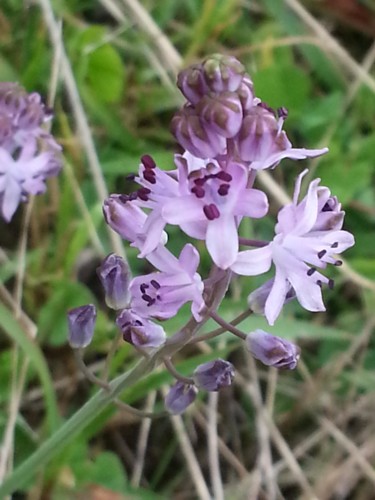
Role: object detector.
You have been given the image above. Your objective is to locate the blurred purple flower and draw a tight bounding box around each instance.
[116,309,166,348]
[97,254,130,310]
[246,329,300,369]
[232,170,354,324]
[0,83,62,222]
[67,304,96,349]
[165,381,197,414]
[193,359,235,391]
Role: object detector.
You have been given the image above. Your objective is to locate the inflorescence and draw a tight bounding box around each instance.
[67,54,354,414]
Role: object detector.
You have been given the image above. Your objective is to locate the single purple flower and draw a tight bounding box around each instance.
[231,170,355,324]
[97,254,130,310]
[193,359,235,391]
[67,304,96,348]
[246,329,300,369]
[116,309,166,348]
[235,102,328,170]
[165,381,198,414]
[130,244,205,321]
[162,158,268,269]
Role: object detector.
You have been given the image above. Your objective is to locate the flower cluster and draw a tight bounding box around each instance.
[68,54,354,414]
[0,83,62,222]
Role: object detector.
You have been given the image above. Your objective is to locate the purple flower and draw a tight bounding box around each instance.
[193,359,235,391]
[67,304,97,348]
[116,309,166,348]
[130,244,205,321]
[231,171,355,324]
[162,158,268,269]
[246,329,300,369]
[165,381,197,414]
[97,254,130,310]
[0,83,62,222]
[235,102,328,170]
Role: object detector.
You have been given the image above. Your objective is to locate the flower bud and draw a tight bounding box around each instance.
[103,195,147,243]
[165,381,198,414]
[236,104,290,163]
[177,63,209,105]
[196,92,243,138]
[116,309,166,348]
[193,359,235,391]
[202,54,245,93]
[97,254,130,310]
[313,188,344,231]
[246,329,300,370]
[67,304,96,348]
[171,104,226,159]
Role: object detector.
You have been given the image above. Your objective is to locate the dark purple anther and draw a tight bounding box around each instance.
[150,280,161,289]
[140,283,149,294]
[141,154,156,169]
[218,184,230,196]
[307,267,316,276]
[191,185,205,198]
[277,106,288,119]
[143,170,156,184]
[203,203,220,220]
[317,250,327,259]
[328,279,334,289]
[216,171,232,182]
[331,242,339,248]
[137,188,151,201]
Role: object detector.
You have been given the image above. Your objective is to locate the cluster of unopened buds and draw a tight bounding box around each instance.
[0,83,62,222]
[68,54,354,414]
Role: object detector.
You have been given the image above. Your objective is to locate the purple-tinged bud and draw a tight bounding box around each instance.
[246,329,300,370]
[165,381,198,414]
[196,92,243,138]
[171,104,226,159]
[116,309,166,348]
[313,188,344,231]
[0,83,27,115]
[103,195,147,243]
[238,75,255,111]
[236,104,290,163]
[177,63,209,105]
[193,359,235,391]
[248,279,296,315]
[202,54,245,93]
[97,254,130,310]
[67,304,96,348]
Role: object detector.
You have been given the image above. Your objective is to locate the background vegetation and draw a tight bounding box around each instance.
[1,0,375,498]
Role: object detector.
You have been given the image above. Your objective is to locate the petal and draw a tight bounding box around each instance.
[264,269,290,325]
[250,147,328,171]
[162,195,204,224]
[231,246,272,276]
[206,216,238,269]
[2,176,22,222]
[234,188,269,218]
[139,209,167,257]
[178,244,200,276]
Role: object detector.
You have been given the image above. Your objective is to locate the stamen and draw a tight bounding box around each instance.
[203,204,220,220]
[316,280,322,287]
[140,283,149,294]
[328,279,334,289]
[142,293,153,303]
[143,170,156,184]
[137,187,151,201]
[317,249,327,259]
[218,184,230,196]
[147,298,156,307]
[307,268,316,276]
[193,178,206,186]
[277,106,288,119]
[216,171,232,182]
[128,192,138,201]
[331,242,338,248]
[150,279,161,289]
[119,194,129,203]
[334,260,342,266]
[125,173,136,181]
[141,154,156,169]
[191,186,205,198]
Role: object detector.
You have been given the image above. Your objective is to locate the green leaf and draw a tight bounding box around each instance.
[86,44,125,103]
